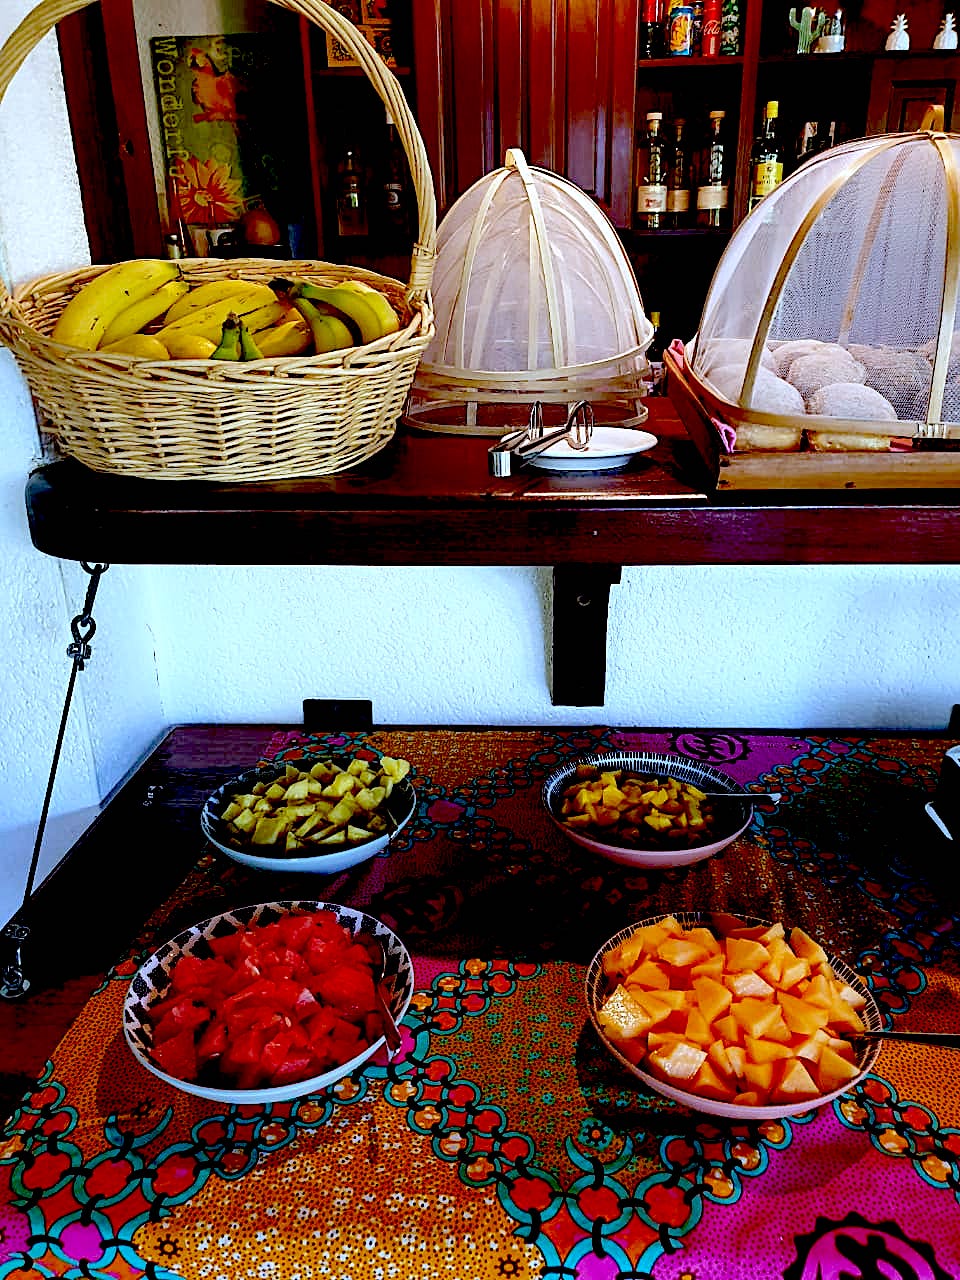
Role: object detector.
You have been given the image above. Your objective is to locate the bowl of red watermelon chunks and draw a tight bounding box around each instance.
[123,900,413,1103]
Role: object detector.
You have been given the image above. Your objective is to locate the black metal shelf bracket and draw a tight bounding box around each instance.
[551,565,623,707]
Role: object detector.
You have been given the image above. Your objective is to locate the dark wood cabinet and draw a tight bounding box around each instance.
[50,0,960,335]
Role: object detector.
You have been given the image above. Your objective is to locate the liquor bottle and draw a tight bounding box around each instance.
[748,100,784,211]
[336,148,368,238]
[719,0,740,53]
[634,111,668,229]
[646,309,665,394]
[638,0,665,57]
[696,109,729,227]
[666,119,691,227]
[380,111,412,246]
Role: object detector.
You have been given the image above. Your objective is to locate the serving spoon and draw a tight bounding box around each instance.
[852,1029,960,1049]
[700,791,783,804]
[373,939,403,1058]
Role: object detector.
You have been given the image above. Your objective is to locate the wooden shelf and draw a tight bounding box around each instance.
[638,56,744,70]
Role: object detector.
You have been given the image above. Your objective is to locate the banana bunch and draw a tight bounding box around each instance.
[48,259,402,363]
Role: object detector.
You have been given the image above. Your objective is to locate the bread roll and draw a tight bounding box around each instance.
[806,382,898,420]
[707,363,806,416]
[787,350,865,400]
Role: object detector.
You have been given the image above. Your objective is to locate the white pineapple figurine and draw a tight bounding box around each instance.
[934,12,958,47]
[886,13,910,48]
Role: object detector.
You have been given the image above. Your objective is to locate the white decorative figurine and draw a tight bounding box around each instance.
[886,13,910,49]
[934,13,958,48]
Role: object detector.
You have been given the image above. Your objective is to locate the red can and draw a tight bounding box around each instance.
[702,0,721,55]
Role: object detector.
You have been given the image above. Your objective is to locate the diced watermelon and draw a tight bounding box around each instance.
[152,1028,198,1081]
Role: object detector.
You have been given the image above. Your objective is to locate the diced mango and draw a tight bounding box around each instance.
[648,1040,707,1082]
[790,926,829,965]
[657,937,710,968]
[597,986,652,1042]
[725,937,772,973]
[693,975,733,1024]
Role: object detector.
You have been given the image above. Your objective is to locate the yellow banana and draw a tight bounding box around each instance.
[163,331,218,359]
[340,279,400,337]
[155,285,281,345]
[211,314,242,360]
[98,278,190,347]
[293,297,354,353]
[163,277,260,325]
[100,333,170,360]
[291,282,383,344]
[256,318,312,357]
[51,259,182,351]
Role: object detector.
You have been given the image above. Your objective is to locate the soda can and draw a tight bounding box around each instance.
[702,0,721,54]
[668,5,695,54]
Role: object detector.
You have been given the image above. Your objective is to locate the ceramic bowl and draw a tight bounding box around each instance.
[585,910,882,1120]
[542,750,753,869]
[201,754,416,874]
[123,899,414,1104]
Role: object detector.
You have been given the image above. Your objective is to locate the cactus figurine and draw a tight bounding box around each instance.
[934,13,958,48]
[789,6,827,53]
[885,13,910,49]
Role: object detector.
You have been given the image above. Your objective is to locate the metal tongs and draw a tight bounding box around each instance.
[488,401,595,477]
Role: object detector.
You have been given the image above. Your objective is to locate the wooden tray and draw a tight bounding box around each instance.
[665,345,960,492]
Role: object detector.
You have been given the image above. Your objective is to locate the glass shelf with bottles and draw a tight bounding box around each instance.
[631,104,738,235]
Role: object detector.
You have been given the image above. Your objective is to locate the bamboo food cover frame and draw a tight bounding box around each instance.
[0,0,437,482]
[406,149,653,436]
[687,129,960,443]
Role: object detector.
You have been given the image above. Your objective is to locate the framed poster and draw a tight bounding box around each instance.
[151,33,309,251]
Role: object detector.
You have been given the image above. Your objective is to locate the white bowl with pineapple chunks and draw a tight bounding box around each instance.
[585,911,882,1120]
[201,752,415,874]
[542,751,753,868]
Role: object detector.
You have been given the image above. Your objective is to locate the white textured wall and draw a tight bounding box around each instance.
[1,3,959,933]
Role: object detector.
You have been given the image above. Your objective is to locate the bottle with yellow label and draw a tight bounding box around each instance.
[748,100,784,211]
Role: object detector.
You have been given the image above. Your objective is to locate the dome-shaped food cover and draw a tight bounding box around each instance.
[688,129,960,449]
[406,149,653,435]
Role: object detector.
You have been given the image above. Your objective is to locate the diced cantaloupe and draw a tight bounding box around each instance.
[777,991,831,1036]
[630,990,674,1026]
[713,1013,743,1045]
[625,958,672,990]
[690,954,725,979]
[693,975,733,1024]
[597,986,652,1041]
[689,1060,738,1102]
[658,937,710,968]
[745,1035,793,1064]
[648,1040,707,1082]
[742,1060,774,1092]
[684,1008,714,1046]
[790,926,829,966]
[596,915,866,1111]
[772,1058,820,1101]
[725,970,774,999]
[815,1044,862,1092]
[731,998,783,1039]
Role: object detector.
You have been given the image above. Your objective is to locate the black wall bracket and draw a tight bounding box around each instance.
[551,565,623,707]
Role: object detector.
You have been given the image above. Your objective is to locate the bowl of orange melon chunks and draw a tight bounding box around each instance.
[585,911,882,1118]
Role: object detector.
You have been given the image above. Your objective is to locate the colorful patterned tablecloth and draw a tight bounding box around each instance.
[2,726,959,1280]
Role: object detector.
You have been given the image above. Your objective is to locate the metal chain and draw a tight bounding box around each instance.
[1,562,110,1000]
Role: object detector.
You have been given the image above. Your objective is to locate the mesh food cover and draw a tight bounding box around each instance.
[688,130,960,447]
[406,149,653,435]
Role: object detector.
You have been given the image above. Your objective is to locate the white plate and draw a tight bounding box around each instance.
[528,426,658,472]
[542,750,753,868]
[123,900,414,1104]
[201,754,416,875]
[585,911,883,1120]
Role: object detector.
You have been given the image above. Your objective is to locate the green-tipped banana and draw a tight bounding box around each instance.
[339,279,400,337]
[163,277,263,325]
[256,318,312,357]
[211,314,242,360]
[52,259,182,351]
[292,297,355,353]
[99,278,190,347]
[288,281,384,345]
[238,321,263,361]
[156,284,281,346]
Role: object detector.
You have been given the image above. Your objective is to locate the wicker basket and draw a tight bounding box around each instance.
[0,0,436,481]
